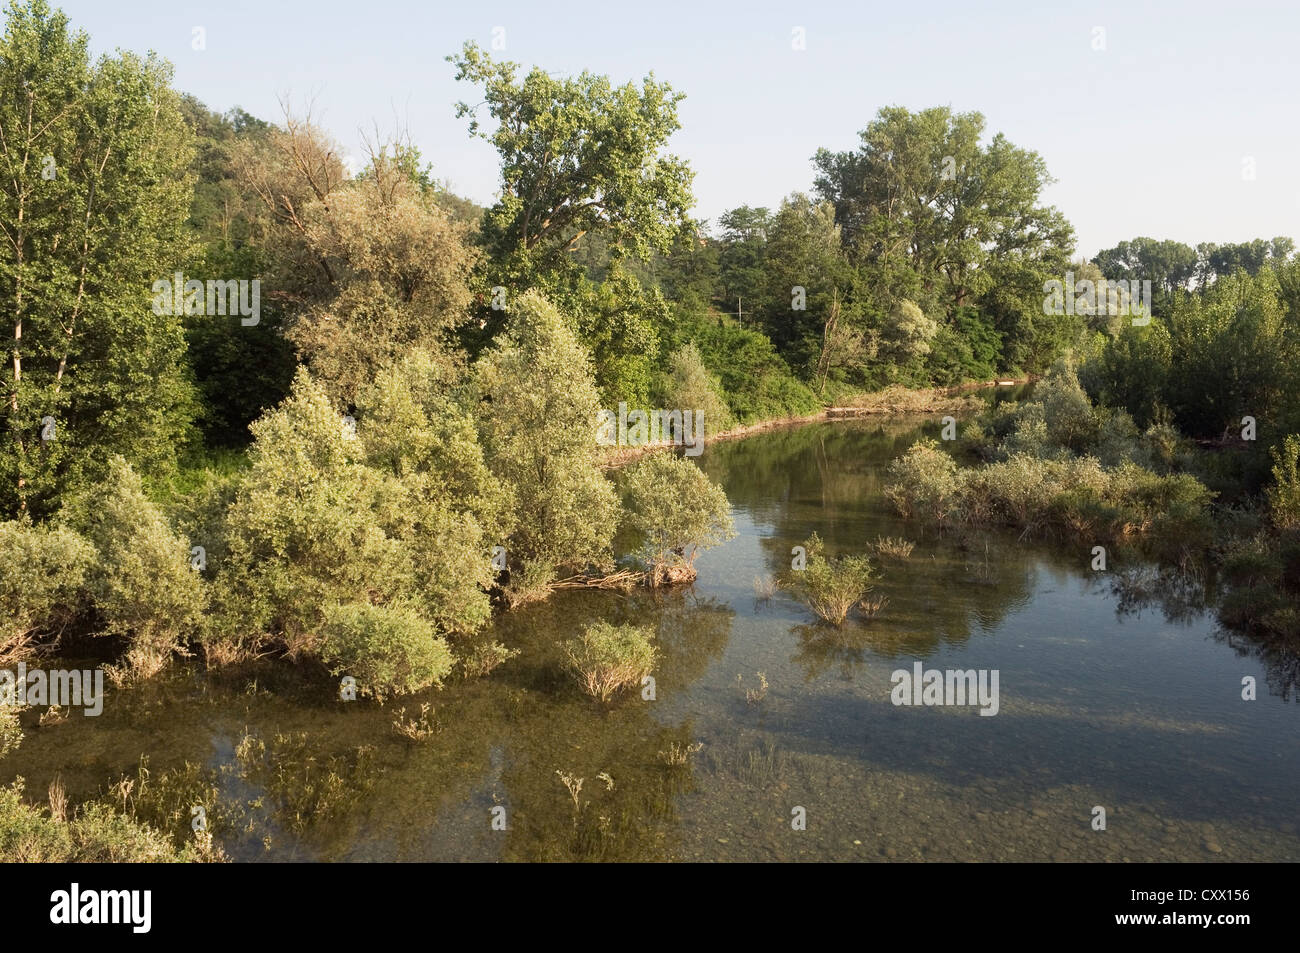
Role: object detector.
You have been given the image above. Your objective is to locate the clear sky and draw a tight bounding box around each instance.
[55,0,1300,258]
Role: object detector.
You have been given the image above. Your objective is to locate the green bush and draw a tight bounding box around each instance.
[65,457,205,680]
[0,521,93,662]
[620,453,735,585]
[561,621,657,702]
[784,533,877,626]
[318,602,455,701]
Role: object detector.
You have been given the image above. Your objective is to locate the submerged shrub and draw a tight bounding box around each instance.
[0,521,93,663]
[785,533,877,626]
[884,440,964,527]
[562,621,657,702]
[318,601,455,701]
[457,638,520,679]
[620,453,735,586]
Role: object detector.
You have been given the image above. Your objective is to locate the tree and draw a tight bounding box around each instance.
[448,41,696,276]
[814,106,1072,313]
[1092,237,1198,312]
[0,0,197,518]
[474,291,619,597]
[760,194,852,373]
[237,121,479,407]
[620,452,734,585]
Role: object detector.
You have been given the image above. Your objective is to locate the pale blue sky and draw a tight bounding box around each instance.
[55,0,1300,258]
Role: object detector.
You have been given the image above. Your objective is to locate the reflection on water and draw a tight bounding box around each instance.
[4,417,1297,861]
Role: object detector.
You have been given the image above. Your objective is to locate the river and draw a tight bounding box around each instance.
[5,415,1297,861]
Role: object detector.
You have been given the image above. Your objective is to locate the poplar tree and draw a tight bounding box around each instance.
[0,0,196,518]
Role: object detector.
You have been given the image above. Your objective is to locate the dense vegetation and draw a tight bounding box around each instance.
[1,0,1298,736]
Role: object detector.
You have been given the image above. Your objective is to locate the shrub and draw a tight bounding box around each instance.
[0,779,201,862]
[785,533,876,626]
[1036,358,1099,453]
[562,621,657,702]
[620,453,735,585]
[884,439,964,527]
[662,342,732,437]
[65,457,205,680]
[0,521,93,663]
[1267,435,1300,530]
[318,601,455,701]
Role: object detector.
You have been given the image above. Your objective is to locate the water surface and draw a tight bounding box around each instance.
[5,417,1297,861]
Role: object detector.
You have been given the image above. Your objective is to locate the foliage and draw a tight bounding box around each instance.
[209,368,494,662]
[318,601,455,701]
[620,453,734,583]
[561,621,657,702]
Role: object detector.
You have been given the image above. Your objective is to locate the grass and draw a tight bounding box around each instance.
[872,536,915,559]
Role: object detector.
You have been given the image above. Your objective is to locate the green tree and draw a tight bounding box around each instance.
[0,0,197,518]
[474,291,619,597]
[448,41,696,276]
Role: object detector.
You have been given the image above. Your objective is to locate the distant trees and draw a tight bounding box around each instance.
[1091,236,1296,314]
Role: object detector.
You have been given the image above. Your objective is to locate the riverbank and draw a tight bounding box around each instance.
[598,380,1015,468]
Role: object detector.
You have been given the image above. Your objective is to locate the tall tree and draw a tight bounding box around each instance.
[448,41,696,278]
[0,0,196,518]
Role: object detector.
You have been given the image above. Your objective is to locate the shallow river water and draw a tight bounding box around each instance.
[5,416,1298,861]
